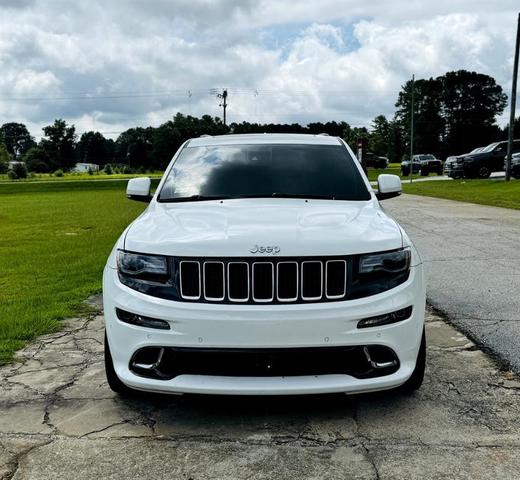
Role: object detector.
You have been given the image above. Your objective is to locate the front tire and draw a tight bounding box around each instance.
[105,332,139,397]
[398,329,426,393]
[478,166,491,178]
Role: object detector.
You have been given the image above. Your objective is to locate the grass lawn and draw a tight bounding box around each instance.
[0,171,163,183]
[367,166,425,182]
[0,179,158,364]
[402,178,520,210]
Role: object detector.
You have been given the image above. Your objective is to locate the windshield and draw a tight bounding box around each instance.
[418,155,434,160]
[158,144,371,202]
[480,142,499,153]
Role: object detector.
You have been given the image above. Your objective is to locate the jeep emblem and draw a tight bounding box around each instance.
[250,245,280,255]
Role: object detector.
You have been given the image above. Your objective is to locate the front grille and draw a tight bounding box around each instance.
[177,257,348,304]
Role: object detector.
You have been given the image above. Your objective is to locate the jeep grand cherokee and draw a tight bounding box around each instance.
[103,134,426,396]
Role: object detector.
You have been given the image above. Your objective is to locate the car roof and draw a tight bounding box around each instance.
[187,133,343,147]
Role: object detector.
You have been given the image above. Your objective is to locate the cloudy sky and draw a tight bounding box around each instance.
[0,0,518,139]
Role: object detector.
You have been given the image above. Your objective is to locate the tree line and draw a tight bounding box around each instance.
[1,69,518,175]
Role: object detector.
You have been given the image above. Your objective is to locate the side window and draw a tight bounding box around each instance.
[513,140,520,153]
[495,143,507,153]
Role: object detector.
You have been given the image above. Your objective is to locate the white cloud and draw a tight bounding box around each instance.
[0,0,517,138]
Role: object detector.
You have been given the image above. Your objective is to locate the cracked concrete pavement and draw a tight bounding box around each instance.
[2,296,520,479]
[385,194,520,373]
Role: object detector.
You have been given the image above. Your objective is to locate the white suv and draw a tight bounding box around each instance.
[103,134,425,396]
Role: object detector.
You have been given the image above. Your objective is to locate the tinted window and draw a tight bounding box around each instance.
[158,144,370,201]
[481,142,499,153]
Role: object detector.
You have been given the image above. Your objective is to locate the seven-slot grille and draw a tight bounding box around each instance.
[178,258,347,304]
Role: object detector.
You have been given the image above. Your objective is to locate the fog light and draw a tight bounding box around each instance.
[115,308,170,330]
[357,306,413,329]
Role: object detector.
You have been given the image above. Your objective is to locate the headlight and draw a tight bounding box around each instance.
[118,250,168,276]
[359,248,410,274]
[350,248,411,299]
[117,250,170,289]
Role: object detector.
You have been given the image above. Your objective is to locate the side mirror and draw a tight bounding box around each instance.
[127,177,152,202]
[376,174,402,201]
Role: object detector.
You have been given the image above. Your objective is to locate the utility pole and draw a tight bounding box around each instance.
[506,13,520,182]
[410,74,415,184]
[217,89,228,126]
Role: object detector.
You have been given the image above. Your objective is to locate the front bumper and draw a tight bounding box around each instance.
[443,163,464,176]
[103,264,426,395]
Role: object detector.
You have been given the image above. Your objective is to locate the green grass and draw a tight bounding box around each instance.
[402,178,520,210]
[367,167,423,182]
[0,171,163,183]
[0,179,159,364]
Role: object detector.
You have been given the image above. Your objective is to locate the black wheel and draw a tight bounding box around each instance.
[420,167,429,176]
[478,166,491,178]
[513,173,520,180]
[105,332,139,396]
[436,168,443,176]
[398,329,426,393]
[401,168,409,176]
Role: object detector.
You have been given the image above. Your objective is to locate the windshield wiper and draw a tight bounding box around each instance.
[270,192,336,200]
[216,193,336,200]
[160,193,337,202]
[159,195,232,203]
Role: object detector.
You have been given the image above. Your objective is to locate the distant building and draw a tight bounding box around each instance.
[7,161,26,170]
[73,162,100,173]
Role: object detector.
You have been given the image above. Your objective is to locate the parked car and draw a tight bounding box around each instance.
[401,154,442,176]
[103,133,426,397]
[444,140,520,179]
[504,152,520,179]
[363,152,389,169]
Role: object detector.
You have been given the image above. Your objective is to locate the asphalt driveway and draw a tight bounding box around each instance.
[1,295,520,479]
[385,194,520,372]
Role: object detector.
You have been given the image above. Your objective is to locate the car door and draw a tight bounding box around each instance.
[492,143,507,171]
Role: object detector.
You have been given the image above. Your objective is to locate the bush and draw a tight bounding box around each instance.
[0,143,11,173]
[26,159,50,173]
[104,164,113,175]
[54,169,64,177]
[23,147,51,173]
[11,162,28,179]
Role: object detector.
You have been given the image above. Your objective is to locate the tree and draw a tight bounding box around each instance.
[151,122,183,170]
[395,77,444,157]
[440,70,506,155]
[12,162,27,179]
[500,116,520,140]
[0,143,10,173]
[77,131,114,165]
[40,119,77,170]
[342,124,369,150]
[394,71,507,158]
[23,146,51,173]
[0,123,35,157]
[115,127,154,169]
[369,115,391,157]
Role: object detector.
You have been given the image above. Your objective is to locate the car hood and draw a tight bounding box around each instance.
[124,198,403,257]
[459,151,490,160]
